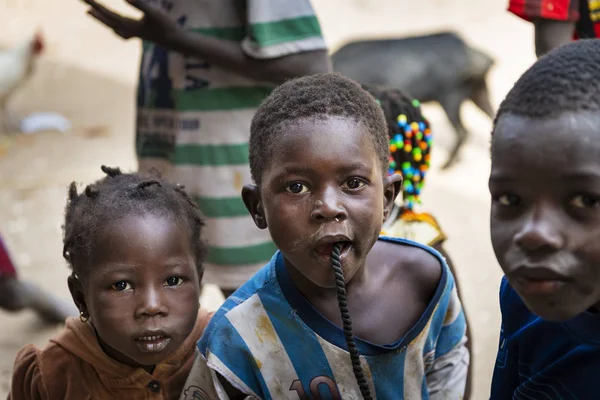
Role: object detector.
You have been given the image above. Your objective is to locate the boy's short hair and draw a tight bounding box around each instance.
[249,73,389,186]
[494,39,600,127]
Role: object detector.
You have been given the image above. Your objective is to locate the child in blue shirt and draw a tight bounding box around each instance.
[489,39,600,399]
[182,73,469,399]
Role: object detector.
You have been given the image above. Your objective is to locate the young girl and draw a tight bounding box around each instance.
[0,232,77,323]
[489,39,600,399]
[366,85,473,399]
[9,166,217,400]
[184,73,469,399]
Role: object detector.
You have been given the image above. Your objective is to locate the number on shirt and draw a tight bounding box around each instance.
[289,376,341,399]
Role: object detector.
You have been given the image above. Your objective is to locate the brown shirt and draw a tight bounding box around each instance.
[8,308,214,400]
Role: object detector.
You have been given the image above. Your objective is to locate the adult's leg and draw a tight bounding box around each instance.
[0,277,78,323]
[534,18,576,58]
[0,234,77,323]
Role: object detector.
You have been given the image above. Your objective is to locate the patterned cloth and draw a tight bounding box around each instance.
[490,277,600,399]
[508,0,600,38]
[508,0,580,21]
[381,209,447,248]
[192,237,469,400]
[0,233,17,279]
[135,0,328,290]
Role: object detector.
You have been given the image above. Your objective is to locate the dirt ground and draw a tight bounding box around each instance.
[0,0,536,398]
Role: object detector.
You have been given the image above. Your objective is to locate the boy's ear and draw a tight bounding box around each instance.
[383,173,403,220]
[242,184,268,229]
[67,275,88,318]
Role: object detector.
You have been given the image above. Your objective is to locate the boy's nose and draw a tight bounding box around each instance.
[135,286,168,318]
[514,206,564,254]
[310,188,347,222]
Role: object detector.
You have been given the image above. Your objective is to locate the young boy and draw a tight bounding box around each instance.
[81,0,331,297]
[508,0,598,57]
[0,231,77,323]
[184,73,469,399]
[489,39,600,398]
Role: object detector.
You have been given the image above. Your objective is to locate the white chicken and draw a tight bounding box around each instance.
[0,31,44,132]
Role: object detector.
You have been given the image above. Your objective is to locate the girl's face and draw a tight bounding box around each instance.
[70,214,200,369]
[490,112,600,321]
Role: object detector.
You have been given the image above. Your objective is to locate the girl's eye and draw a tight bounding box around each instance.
[285,182,308,194]
[111,281,132,291]
[570,194,600,209]
[343,178,366,190]
[494,194,521,206]
[164,277,184,287]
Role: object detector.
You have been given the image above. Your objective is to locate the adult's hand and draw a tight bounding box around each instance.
[82,0,182,47]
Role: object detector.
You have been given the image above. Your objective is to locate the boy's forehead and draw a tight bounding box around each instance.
[275,117,373,152]
[492,112,600,171]
[264,117,380,176]
[493,112,600,156]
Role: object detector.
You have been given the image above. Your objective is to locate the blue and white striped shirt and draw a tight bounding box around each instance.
[197,237,468,399]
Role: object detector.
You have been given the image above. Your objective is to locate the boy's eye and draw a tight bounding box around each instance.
[164,277,184,287]
[343,178,366,190]
[570,194,600,209]
[494,194,521,206]
[111,281,132,291]
[285,182,308,194]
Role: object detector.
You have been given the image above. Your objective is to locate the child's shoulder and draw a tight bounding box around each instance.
[373,236,446,295]
[9,337,77,399]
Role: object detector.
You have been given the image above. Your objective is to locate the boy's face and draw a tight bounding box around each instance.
[248,116,400,288]
[70,215,200,369]
[490,112,600,321]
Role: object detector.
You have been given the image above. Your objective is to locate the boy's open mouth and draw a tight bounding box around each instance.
[314,239,352,257]
[134,331,172,353]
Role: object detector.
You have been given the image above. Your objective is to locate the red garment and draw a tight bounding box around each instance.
[508,0,600,38]
[508,0,579,21]
[0,233,17,279]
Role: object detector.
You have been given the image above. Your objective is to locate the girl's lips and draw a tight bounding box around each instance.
[134,335,172,353]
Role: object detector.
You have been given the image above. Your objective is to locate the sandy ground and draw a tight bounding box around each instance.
[0,0,536,398]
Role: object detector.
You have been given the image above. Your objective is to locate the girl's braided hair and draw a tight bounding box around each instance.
[365,85,432,210]
[63,166,206,280]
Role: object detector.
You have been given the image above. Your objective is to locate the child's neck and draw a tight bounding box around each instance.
[283,258,370,327]
[284,259,367,301]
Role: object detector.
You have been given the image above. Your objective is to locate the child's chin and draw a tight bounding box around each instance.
[131,350,176,367]
[522,298,586,322]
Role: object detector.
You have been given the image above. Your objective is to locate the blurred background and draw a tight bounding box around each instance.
[0,0,536,398]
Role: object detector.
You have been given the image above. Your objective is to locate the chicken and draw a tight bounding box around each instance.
[0,31,44,132]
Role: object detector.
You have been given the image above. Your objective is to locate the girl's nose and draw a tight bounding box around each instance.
[135,286,168,318]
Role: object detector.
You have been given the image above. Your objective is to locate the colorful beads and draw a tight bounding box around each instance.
[384,98,433,211]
